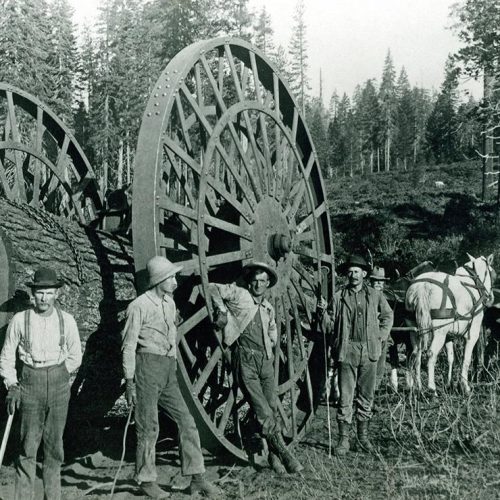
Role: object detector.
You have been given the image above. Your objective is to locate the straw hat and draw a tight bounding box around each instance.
[147,256,183,288]
[26,267,63,288]
[369,266,390,281]
[242,261,278,288]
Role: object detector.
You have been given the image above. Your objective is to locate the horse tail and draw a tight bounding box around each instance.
[406,283,433,337]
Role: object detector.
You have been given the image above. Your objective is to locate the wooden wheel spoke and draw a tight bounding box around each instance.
[204,214,252,241]
[165,137,250,221]
[163,144,198,209]
[193,346,223,396]
[206,249,252,268]
[215,140,258,208]
[249,51,262,104]
[290,280,313,325]
[296,202,326,235]
[217,390,235,432]
[0,168,13,199]
[174,94,195,154]
[6,92,26,202]
[285,154,315,218]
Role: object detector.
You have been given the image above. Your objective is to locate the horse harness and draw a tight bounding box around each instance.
[411,265,491,333]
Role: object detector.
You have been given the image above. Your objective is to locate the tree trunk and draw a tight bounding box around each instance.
[0,197,136,423]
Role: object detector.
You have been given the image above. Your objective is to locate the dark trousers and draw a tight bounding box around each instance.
[337,342,377,424]
[15,362,70,500]
[375,340,389,391]
[236,346,278,437]
[134,353,205,484]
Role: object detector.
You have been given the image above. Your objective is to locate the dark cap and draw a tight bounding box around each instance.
[26,267,63,288]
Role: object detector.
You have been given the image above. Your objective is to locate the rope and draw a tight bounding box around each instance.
[109,404,134,499]
[323,325,332,458]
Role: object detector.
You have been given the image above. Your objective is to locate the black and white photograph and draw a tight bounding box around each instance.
[0,0,499,498]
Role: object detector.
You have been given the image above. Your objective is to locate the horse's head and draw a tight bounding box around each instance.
[465,253,495,305]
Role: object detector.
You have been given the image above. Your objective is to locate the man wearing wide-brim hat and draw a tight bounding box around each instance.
[0,267,82,500]
[121,256,221,499]
[209,261,303,474]
[368,266,391,393]
[321,255,393,455]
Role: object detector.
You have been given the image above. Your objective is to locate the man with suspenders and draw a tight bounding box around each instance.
[0,267,82,500]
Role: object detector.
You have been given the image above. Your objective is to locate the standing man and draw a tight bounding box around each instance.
[0,267,82,500]
[122,256,221,499]
[369,266,391,393]
[209,262,303,474]
[322,255,393,455]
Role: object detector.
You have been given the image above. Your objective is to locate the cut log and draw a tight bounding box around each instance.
[0,197,137,422]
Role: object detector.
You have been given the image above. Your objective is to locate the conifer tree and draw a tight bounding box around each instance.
[0,0,52,99]
[47,0,79,123]
[254,6,274,54]
[426,56,460,164]
[288,0,310,115]
[379,50,397,171]
[395,67,415,170]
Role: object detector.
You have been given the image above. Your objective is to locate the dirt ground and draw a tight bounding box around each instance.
[0,385,499,500]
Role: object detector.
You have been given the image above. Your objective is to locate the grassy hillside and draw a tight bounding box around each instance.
[325,161,500,275]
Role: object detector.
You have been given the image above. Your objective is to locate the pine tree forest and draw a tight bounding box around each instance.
[1,0,498,192]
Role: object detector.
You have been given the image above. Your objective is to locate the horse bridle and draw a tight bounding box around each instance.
[460,257,494,310]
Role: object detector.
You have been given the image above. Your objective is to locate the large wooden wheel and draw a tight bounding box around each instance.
[133,37,334,461]
[0,83,102,223]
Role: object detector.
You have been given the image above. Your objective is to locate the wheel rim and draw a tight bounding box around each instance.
[0,83,103,223]
[133,37,334,460]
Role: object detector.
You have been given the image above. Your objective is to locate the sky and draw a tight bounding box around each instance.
[70,0,482,103]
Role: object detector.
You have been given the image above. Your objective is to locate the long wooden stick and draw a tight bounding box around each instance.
[0,412,15,469]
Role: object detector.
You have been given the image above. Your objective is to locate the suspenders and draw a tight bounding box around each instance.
[23,308,66,357]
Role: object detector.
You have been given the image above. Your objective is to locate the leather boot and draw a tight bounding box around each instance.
[267,433,304,473]
[334,421,350,456]
[357,420,374,452]
[139,482,170,499]
[189,474,222,498]
[269,451,287,474]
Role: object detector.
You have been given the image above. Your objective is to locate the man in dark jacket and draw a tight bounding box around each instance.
[322,255,393,455]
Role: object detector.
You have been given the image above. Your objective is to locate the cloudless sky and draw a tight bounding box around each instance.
[70,0,482,103]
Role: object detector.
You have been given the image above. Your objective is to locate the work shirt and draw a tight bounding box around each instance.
[345,288,367,342]
[0,308,82,388]
[209,282,277,359]
[121,290,177,380]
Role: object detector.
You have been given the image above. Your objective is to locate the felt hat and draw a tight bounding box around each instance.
[26,267,63,288]
[369,266,390,281]
[147,256,183,288]
[337,254,371,275]
[242,261,278,288]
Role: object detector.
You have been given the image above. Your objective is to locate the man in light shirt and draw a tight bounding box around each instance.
[0,267,82,500]
[121,256,221,499]
[209,262,303,474]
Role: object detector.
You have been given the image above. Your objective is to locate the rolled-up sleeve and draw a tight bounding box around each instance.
[64,314,82,374]
[121,303,142,379]
[0,315,22,388]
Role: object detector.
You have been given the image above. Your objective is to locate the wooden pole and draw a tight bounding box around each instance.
[0,413,14,469]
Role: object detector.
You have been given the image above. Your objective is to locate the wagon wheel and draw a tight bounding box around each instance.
[0,83,103,223]
[133,37,334,461]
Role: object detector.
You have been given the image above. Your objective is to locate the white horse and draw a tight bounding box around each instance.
[405,254,495,395]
